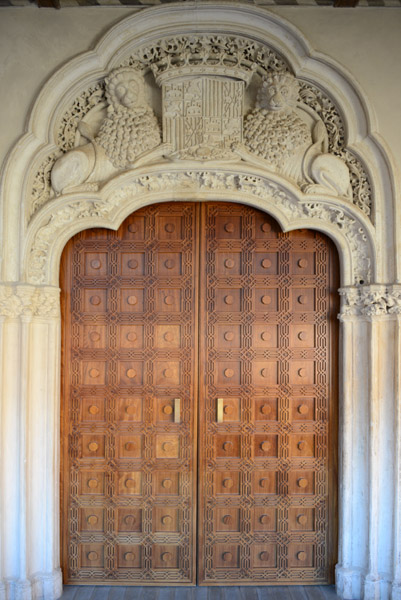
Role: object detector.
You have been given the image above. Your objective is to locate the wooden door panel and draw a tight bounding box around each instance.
[61,203,198,584]
[198,203,338,585]
[61,201,338,586]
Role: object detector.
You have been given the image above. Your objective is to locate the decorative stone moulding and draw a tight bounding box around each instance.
[339,284,401,317]
[0,284,60,319]
[25,165,374,287]
[0,5,399,600]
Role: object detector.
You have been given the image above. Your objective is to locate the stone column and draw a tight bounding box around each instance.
[336,285,401,600]
[0,284,62,600]
[336,293,370,600]
[392,310,401,600]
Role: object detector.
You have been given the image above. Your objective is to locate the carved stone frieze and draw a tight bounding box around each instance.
[129,35,288,82]
[26,168,371,285]
[339,285,401,317]
[302,202,371,285]
[108,170,305,218]
[0,284,60,319]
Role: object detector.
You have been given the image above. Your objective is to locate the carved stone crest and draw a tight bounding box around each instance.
[163,77,244,160]
[48,48,353,203]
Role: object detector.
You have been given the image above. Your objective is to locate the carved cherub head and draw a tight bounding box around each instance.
[256,72,299,112]
[105,67,146,111]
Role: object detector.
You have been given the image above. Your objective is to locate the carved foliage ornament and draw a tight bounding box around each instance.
[339,285,401,317]
[27,170,371,286]
[28,198,121,285]
[30,83,106,219]
[0,284,60,319]
[28,34,372,220]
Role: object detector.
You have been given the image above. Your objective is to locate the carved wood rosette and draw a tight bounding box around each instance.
[61,203,198,584]
[198,203,339,584]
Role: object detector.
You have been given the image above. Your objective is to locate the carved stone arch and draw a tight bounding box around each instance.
[24,166,375,287]
[1,3,394,285]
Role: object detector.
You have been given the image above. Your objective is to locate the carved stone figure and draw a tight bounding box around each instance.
[51,68,166,194]
[242,72,352,198]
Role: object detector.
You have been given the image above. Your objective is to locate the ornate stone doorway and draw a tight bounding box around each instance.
[60,201,339,585]
[1,5,398,600]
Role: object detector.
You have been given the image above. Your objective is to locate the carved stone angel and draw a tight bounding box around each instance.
[51,67,169,194]
[241,72,351,198]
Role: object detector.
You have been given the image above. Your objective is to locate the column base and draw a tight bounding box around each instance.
[31,570,63,600]
[392,582,401,600]
[364,574,391,600]
[1,571,62,600]
[336,564,364,599]
[3,580,32,600]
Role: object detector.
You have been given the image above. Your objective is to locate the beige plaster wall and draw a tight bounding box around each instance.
[0,6,400,182]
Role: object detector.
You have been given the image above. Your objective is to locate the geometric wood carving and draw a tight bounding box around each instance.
[61,201,338,585]
[60,203,198,584]
[197,203,339,585]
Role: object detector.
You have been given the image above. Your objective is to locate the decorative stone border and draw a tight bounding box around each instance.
[24,166,375,287]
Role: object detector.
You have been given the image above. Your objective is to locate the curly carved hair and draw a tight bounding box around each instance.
[105,66,146,112]
[256,71,299,110]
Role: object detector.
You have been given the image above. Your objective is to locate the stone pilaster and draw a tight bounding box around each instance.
[391,314,401,600]
[0,284,62,600]
[337,286,401,600]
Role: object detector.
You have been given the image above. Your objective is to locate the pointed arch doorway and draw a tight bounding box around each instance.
[60,201,338,586]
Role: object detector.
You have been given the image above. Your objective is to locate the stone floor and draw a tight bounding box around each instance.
[60,585,341,600]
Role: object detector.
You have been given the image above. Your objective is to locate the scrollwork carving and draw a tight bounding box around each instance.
[302,202,371,285]
[28,198,120,284]
[339,285,401,317]
[299,81,372,216]
[0,284,60,319]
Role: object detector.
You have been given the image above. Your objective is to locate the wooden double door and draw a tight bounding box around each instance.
[61,202,338,586]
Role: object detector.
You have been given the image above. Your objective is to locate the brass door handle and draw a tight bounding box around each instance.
[217,398,224,423]
[174,398,181,423]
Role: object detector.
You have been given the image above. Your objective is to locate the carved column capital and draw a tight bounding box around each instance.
[339,284,401,319]
[0,283,60,319]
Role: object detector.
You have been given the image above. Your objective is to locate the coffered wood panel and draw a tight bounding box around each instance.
[61,201,338,586]
[197,203,338,585]
[61,203,199,584]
